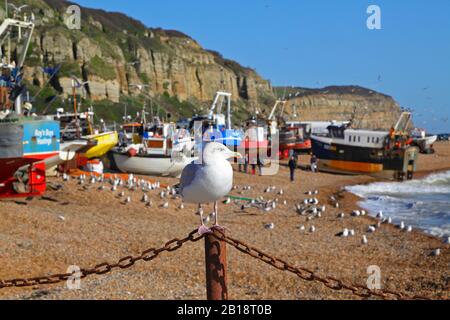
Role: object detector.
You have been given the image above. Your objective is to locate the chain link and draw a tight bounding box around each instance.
[0,229,204,290]
[210,229,440,300]
[0,227,445,300]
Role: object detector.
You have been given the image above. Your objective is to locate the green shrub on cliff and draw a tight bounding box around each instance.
[86,56,116,81]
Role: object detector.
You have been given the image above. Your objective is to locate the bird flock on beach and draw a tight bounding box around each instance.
[58,171,448,256]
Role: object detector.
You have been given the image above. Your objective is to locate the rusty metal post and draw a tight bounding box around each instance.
[205,229,228,300]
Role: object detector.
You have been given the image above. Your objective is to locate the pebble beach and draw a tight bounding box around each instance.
[0,143,449,300]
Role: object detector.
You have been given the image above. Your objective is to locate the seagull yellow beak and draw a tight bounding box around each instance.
[229,152,243,159]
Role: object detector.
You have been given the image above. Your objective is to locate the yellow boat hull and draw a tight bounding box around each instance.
[84,132,118,159]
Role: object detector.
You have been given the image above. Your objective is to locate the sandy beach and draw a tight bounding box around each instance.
[0,143,449,300]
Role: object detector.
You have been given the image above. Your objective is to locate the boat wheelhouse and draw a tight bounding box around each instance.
[110,117,196,177]
[189,91,243,149]
[311,112,419,179]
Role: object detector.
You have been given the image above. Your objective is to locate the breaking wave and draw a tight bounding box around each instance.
[346,171,450,238]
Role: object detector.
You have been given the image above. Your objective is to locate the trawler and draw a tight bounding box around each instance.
[52,107,118,160]
[0,15,62,197]
[189,91,243,149]
[310,113,419,180]
[267,100,312,159]
[110,114,196,177]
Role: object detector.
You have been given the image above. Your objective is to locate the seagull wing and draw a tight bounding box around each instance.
[180,162,200,195]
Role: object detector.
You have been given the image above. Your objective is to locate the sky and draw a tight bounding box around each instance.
[75,0,450,133]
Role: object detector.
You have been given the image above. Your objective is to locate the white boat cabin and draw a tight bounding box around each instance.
[316,125,389,149]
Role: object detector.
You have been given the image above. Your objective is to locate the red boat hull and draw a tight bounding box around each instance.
[294,139,312,153]
[0,152,58,199]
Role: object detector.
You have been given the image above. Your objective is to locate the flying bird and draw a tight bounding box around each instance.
[180,142,242,235]
[8,4,28,15]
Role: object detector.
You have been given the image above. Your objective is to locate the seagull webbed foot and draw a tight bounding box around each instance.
[198,225,213,235]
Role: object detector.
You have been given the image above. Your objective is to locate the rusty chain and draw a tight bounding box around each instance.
[210,229,440,301]
[0,229,204,290]
[0,227,444,300]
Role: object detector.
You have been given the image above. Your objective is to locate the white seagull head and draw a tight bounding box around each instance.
[202,142,242,165]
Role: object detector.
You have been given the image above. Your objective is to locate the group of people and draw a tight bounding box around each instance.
[238,153,264,176]
[237,150,320,181]
[288,154,319,182]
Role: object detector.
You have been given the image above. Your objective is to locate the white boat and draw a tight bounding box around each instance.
[110,118,197,177]
[411,128,438,153]
[111,151,195,177]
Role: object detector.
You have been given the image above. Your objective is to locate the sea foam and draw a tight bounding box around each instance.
[346,171,450,238]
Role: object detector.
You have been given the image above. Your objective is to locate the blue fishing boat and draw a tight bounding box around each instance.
[0,14,61,197]
[189,91,243,149]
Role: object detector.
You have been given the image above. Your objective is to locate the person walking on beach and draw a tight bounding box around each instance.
[311,154,319,173]
[288,156,298,182]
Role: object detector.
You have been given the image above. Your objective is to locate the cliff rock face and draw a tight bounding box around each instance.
[2,1,404,127]
[279,86,404,130]
[2,0,272,104]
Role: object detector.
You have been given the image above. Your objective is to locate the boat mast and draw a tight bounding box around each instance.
[0,6,35,115]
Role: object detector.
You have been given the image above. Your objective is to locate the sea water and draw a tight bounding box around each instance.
[346,171,450,238]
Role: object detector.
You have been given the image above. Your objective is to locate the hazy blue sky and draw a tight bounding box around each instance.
[75,0,450,133]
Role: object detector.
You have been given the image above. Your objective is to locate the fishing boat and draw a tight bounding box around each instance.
[53,107,118,160]
[240,116,269,155]
[266,100,310,159]
[410,128,438,154]
[310,112,419,180]
[189,91,243,149]
[0,15,62,198]
[110,117,196,177]
[286,121,312,154]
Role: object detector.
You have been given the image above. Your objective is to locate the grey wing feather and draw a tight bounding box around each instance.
[180,163,200,194]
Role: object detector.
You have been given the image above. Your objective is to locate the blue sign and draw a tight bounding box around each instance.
[22,120,60,156]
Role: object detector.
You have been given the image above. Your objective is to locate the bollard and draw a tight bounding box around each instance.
[205,228,228,300]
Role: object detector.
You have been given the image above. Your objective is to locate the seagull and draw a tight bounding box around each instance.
[180,143,242,235]
[367,226,376,233]
[161,202,169,209]
[179,203,185,209]
[299,225,306,231]
[444,237,450,244]
[8,4,28,15]
[264,223,275,230]
[142,194,149,203]
[146,200,153,207]
[431,249,441,257]
[406,226,413,232]
[338,213,345,219]
[337,229,349,237]
[352,210,361,217]
[376,211,383,219]
[309,226,316,233]
[399,221,405,230]
[223,198,231,205]
[362,235,368,245]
